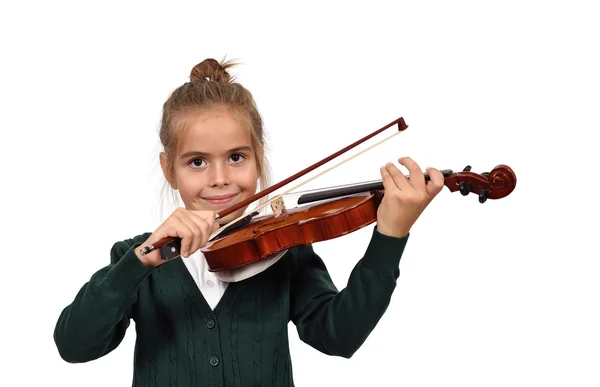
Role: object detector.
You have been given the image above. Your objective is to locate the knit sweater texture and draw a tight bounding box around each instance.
[54,227,408,386]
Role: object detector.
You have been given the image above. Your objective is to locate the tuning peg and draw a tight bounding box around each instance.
[481,172,490,178]
[463,165,472,172]
[479,189,490,203]
[459,181,471,196]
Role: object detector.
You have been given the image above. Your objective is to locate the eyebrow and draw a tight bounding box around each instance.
[179,146,253,159]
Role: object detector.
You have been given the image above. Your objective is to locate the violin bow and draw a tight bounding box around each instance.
[139,117,408,256]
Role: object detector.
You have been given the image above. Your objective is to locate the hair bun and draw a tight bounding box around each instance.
[190,58,235,83]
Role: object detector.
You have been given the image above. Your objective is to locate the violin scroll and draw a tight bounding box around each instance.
[445,165,516,203]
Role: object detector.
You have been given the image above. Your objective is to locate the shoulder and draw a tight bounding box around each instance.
[109,232,153,265]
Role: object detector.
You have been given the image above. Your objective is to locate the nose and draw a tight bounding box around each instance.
[209,162,230,187]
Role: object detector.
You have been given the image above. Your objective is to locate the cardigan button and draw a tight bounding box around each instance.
[206,319,215,329]
[209,356,219,367]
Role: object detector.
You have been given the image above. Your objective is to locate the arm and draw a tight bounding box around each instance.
[53,234,154,363]
[290,227,408,358]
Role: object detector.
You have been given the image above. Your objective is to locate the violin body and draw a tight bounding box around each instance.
[201,193,383,271]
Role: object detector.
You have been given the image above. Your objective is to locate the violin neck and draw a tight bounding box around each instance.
[297,181,382,204]
[296,169,453,205]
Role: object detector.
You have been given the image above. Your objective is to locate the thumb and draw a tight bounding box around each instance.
[425,167,445,198]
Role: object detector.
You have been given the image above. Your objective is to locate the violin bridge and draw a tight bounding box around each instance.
[270,195,286,216]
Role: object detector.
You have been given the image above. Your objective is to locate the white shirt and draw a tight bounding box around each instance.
[181,249,287,309]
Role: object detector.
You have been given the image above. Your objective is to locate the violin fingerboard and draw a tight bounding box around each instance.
[160,239,181,260]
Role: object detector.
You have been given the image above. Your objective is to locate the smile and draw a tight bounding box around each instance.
[201,193,239,205]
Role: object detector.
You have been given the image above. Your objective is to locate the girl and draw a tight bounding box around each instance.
[54,58,445,386]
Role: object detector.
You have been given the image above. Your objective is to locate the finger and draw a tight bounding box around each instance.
[193,210,217,229]
[380,163,401,195]
[384,162,411,191]
[189,210,218,236]
[159,220,192,259]
[425,167,446,198]
[173,211,200,257]
[187,211,215,248]
[399,157,425,191]
[190,217,209,254]
[183,211,216,255]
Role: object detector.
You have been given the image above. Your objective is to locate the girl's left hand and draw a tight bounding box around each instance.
[376,157,445,238]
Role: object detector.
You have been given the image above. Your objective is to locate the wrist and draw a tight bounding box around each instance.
[376,224,410,239]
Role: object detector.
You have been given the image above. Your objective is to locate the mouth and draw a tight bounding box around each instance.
[201,193,240,206]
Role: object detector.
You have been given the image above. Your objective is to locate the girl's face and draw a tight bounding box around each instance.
[161,107,259,224]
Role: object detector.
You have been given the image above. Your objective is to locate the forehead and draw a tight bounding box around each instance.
[179,109,252,154]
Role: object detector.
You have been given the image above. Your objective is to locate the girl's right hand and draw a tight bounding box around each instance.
[135,208,219,267]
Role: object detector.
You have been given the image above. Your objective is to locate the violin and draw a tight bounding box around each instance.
[138,117,516,271]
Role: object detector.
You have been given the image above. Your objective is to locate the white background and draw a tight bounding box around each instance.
[2,1,599,386]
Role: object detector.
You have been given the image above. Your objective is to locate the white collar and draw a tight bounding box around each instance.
[213,249,287,282]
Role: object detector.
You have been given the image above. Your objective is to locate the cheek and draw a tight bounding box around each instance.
[177,173,206,200]
[238,167,259,191]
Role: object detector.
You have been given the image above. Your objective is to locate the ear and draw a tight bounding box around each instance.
[160,152,178,190]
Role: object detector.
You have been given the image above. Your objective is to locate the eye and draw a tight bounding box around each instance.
[229,153,246,163]
[189,158,206,168]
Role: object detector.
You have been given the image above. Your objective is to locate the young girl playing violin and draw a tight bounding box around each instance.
[54,58,445,386]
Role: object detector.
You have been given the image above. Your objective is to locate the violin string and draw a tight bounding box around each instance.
[210,130,404,239]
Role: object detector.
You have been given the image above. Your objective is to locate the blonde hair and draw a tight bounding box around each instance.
[158,58,271,214]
